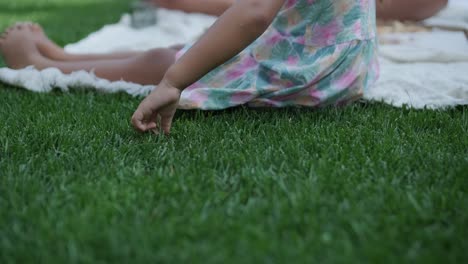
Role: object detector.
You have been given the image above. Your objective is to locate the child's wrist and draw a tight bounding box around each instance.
[163,65,187,90]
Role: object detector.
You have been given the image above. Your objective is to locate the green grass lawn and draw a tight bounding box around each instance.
[1,0,467,263]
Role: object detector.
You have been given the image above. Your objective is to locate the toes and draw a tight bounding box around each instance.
[24,22,35,29]
[1,21,35,38]
[6,22,26,31]
[31,23,42,32]
[1,29,10,39]
[12,22,34,32]
[24,22,34,29]
[0,25,17,40]
[13,22,30,30]
[11,23,22,30]
[25,22,36,32]
[14,22,24,27]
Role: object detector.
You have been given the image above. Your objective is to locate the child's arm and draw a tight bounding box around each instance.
[166,0,285,88]
[132,0,286,133]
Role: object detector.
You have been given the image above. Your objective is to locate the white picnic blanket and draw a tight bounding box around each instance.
[1,0,468,109]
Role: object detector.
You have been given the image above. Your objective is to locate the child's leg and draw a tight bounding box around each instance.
[47,44,184,62]
[23,23,154,62]
[377,0,448,21]
[16,23,182,62]
[35,50,176,85]
[0,26,176,85]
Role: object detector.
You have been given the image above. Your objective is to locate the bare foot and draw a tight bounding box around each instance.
[0,24,43,69]
[19,22,67,61]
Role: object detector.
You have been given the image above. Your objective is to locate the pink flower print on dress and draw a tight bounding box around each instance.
[309,88,325,101]
[230,90,257,105]
[295,36,306,45]
[311,20,340,45]
[225,56,256,80]
[266,34,283,46]
[336,70,358,90]
[179,89,210,109]
[285,0,298,8]
[352,21,362,36]
[175,0,378,110]
[287,56,300,66]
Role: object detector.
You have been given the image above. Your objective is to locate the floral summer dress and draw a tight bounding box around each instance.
[176,0,379,110]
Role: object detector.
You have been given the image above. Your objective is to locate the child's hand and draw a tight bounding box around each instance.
[131,79,181,134]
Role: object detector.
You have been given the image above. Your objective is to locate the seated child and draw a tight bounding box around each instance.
[0,0,380,134]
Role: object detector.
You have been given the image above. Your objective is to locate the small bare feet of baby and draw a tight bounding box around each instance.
[0,24,42,69]
[11,22,66,60]
[28,22,67,60]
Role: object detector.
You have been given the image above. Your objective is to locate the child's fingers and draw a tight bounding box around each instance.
[160,114,174,135]
[135,120,157,132]
[132,119,147,132]
[131,110,153,132]
[146,122,158,131]
[131,111,143,131]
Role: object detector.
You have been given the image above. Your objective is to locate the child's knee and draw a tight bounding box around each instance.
[142,48,177,67]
